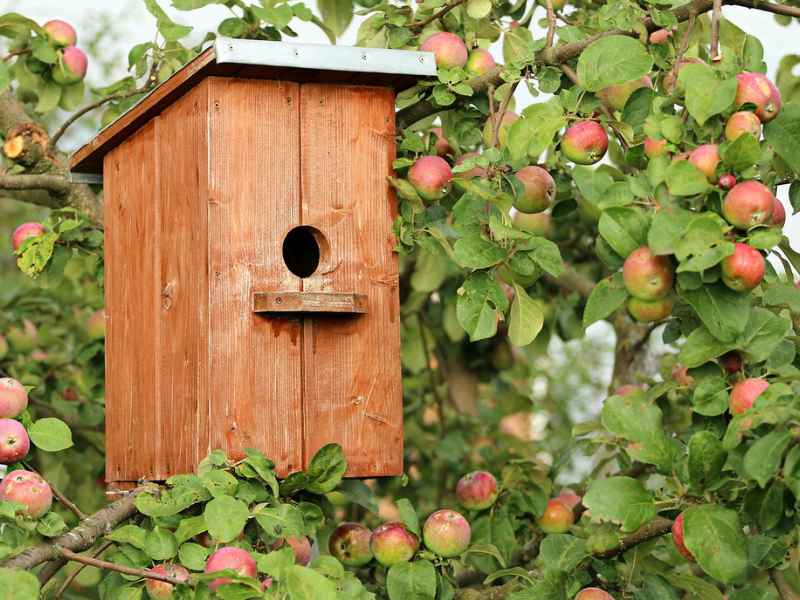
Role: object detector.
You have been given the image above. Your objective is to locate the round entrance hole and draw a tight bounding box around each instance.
[282,226,327,278]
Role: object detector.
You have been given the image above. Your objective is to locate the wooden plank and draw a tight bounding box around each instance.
[253,292,367,314]
[103,118,162,486]
[299,84,403,477]
[156,82,209,480]
[206,77,304,476]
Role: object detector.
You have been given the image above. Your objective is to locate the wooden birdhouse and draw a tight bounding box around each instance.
[69,38,436,495]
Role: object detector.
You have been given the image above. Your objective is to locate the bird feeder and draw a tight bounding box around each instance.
[69,38,436,495]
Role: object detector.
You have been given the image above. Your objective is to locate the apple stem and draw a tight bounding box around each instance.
[22,461,86,521]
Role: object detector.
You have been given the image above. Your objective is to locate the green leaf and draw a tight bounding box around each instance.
[508,98,566,161]
[0,61,10,94]
[106,524,148,549]
[0,568,39,599]
[601,395,677,470]
[254,503,305,540]
[663,574,725,600]
[722,133,760,172]
[280,564,338,598]
[687,431,727,490]
[665,160,709,196]
[305,443,347,494]
[387,560,436,600]
[453,235,508,268]
[583,273,627,327]
[748,535,788,568]
[35,80,61,113]
[577,36,654,92]
[143,0,193,40]
[335,480,379,514]
[178,542,209,571]
[509,285,543,347]
[318,0,353,37]
[456,272,509,342]
[172,0,228,8]
[598,207,649,258]
[145,527,178,561]
[597,182,634,209]
[638,574,680,600]
[523,237,564,278]
[467,516,515,573]
[621,87,654,140]
[582,477,655,532]
[691,379,729,416]
[35,511,65,536]
[674,215,734,273]
[205,496,249,543]
[173,515,207,545]
[27,418,73,452]
[762,284,800,312]
[743,431,792,488]
[396,498,420,538]
[764,102,800,176]
[738,307,793,363]
[571,166,613,205]
[683,506,747,583]
[467,0,493,19]
[648,207,695,255]
[678,283,749,343]
[539,535,588,571]
[678,65,737,125]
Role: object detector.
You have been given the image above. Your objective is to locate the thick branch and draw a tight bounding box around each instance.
[0,174,71,194]
[768,567,793,600]
[727,0,800,18]
[544,264,596,301]
[591,518,673,560]
[54,541,114,598]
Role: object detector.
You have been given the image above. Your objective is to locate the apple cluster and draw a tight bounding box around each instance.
[622,247,675,323]
[43,20,88,85]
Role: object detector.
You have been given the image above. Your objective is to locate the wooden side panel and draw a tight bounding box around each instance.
[206,78,304,475]
[157,82,209,479]
[299,84,402,476]
[104,119,162,484]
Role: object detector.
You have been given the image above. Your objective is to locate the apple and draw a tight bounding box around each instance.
[408,155,452,202]
[688,144,720,183]
[721,242,765,292]
[43,20,77,47]
[626,291,676,322]
[539,498,574,534]
[722,181,774,229]
[0,419,30,464]
[734,72,781,123]
[597,76,653,112]
[717,174,736,191]
[6,320,37,354]
[11,222,46,252]
[729,377,770,415]
[0,378,28,418]
[329,523,373,567]
[369,521,420,567]
[575,589,614,600]
[52,46,88,85]
[671,512,695,561]
[490,341,516,370]
[614,384,643,397]
[420,32,468,69]
[204,547,257,592]
[558,490,582,509]
[87,309,106,340]
[672,150,691,162]
[482,111,520,150]
[644,137,668,159]
[719,350,743,373]
[622,247,674,301]
[649,27,676,44]
[725,111,762,141]
[423,509,471,558]
[270,536,311,566]
[772,197,786,228]
[560,121,608,165]
[465,49,496,75]
[0,470,52,519]
[537,0,567,10]
[514,166,556,214]
[0,334,7,361]
[513,211,552,237]
[454,152,487,188]
[145,563,190,600]
[425,127,455,159]
[670,364,693,386]
[457,471,499,510]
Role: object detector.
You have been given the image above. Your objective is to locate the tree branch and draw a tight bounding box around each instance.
[51,87,149,147]
[0,174,71,195]
[543,264,597,301]
[404,0,468,33]
[727,0,800,18]
[54,541,114,598]
[768,567,794,600]
[591,518,673,560]
[59,548,195,589]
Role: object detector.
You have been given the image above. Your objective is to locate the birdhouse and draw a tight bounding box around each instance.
[69,38,436,495]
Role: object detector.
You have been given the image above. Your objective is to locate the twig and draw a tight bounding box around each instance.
[36,558,69,586]
[544,0,557,47]
[417,313,446,436]
[51,87,149,147]
[669,11,696,95]
[2,49,30,63]
[590,518,674,560]
[710,0,723,62]
[727,0,800,17]
[54,541,114,598]
[22,461,87,521]
[404,0,468,33]
[489,80,519,150]
[59,548,195,588]
[769,567,793,600]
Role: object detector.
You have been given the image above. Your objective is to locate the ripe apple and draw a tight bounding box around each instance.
[43,20,77,47]
[626,291,676,322]
[558,490,582,509]
[671,512,695,561]
[0,419,30,464]
[0,334,7,361]
[575,588,614,600]
[423,509,471,558]
[614,384,643,397]
[734,72,781,123]
[420,32,468,69]
[725,111,762,141]
[721,242,765,292]
[670,364,693,386]
[425,127,454,159]
[86,309,105,340]
[719,350,743,373]
[513,212,552,237]
[0,378,28,418]
[145,563,190,600]
[270,536,311,566]
[457,471,499,510]
[408,155,452,202]
[51,46,88,85]
[514,166,556,214]
[204,547,257,592]
[622,247,674,301]
[539,498,574,534]
[0,470,52,519]
[729,377,770,415]
[369,521,420,567]
[597,76,653,112]
[649,27,676,44]
[11,222,46,252]
[561,121,608,165]
[329,523,373,567]
[482,111,520,150]
[772,197,786,228]
[688,144,720,183]
[717,174,736,191]
[6,320,37,354]
[722,180,774,229]
[465,49,496,75]
[644,137,668,159]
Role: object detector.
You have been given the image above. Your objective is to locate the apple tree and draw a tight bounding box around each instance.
[2,0,800,598]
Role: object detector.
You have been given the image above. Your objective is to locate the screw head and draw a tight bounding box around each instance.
[228,44,235,51]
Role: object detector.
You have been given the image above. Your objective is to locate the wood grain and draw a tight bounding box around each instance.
[253,292,368,314]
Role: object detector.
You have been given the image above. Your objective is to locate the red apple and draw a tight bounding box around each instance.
[644,137,668,159]
[672,150,691,162]
[688,144,720,183]
[329,523,373,567]
[43,20,77,47]
[734,72,781,123]
[725,111,762,141]
[539,498,574,534]
[722,180,774,229]
[719,351,743,373]
[0,419,30,464]
[0,378,28,419]
[420,32,468,69]
[482,111,520,150]
[370,521,420,567]
[6,320,37,354]
[457,471,499,510]
[0,470,52,519]
[270,536,312,566]
[622,247,674,300]
[465,49,496,74]
[52,46,88,85]
[575,588,614,600]
[772,197,786,228]
[626,291,676,322]
[204,547,257,592]
[649,27,676,44]
[514,166,556,214]
[717,174,736,191]
[614,384,643,397]
[561,121,608,165]
[425,127,455,159]
[597,76,653,112]
[671,512,695,561]
[513,211,552,237]
[423,509,471,558]
[408,155,452,202]
[558,490,582,509]
[145,563,190,600]
[670,364,693,386]
[86,309,105,340]
[729,377,770,415]
[11,222,46,252]
[721,242,765,292]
